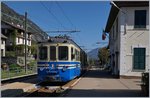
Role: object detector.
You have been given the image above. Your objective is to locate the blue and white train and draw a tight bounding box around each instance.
[37,36,88,82]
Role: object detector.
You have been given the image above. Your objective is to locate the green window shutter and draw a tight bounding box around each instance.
[133,48,146,70]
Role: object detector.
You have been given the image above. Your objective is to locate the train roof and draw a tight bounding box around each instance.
[38,36,85,52]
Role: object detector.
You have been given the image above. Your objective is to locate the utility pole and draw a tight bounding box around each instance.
[24,12,27,74]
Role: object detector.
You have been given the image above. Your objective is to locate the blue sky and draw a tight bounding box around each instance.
[3,1,111,52]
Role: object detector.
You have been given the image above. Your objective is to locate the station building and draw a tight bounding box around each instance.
[105,1,149,77]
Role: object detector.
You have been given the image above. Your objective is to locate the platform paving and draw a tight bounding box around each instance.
[1,77,38,97]
[64,67,143,97]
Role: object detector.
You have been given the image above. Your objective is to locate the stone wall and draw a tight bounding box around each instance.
[1,57,17,66]
[1,56,35,66]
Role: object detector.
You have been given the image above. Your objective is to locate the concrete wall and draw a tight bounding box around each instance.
[109,6,149,77]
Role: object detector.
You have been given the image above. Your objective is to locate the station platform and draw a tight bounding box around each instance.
[1,82,35,97]
[64,68,143,97]
[1,76,38,97]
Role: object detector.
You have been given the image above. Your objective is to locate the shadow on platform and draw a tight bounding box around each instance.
[65,88,146,97]
[1,89,24,97]
[83,69,117,79]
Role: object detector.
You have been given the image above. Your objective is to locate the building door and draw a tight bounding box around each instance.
[133,48,146,70]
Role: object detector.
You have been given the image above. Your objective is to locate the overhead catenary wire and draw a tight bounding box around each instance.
[40,1,67,30]
[55,1,76,29]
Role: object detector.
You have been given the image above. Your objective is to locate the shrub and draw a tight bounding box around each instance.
[27,60,36,67]
[9,64,21,71]
[5,51,16,57]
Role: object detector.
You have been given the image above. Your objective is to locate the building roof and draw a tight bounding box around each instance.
[105,1,149,33]
[1,33,7,39]
[2,20,33,34]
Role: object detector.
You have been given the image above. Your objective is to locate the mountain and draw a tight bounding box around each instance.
[1,2,49,42]
[87,48,100,60]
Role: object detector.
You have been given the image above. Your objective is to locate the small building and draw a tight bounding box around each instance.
[105,1,149,77]
[1,20,32,56]
[1,34,7,57]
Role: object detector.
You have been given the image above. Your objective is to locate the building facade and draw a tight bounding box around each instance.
[105,1,149,77]
[1,21,32,56]
[1,34,7,57]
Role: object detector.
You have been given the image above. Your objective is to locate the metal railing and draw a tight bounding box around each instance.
[1,66,37,80]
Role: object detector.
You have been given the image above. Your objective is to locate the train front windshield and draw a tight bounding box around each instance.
[39,46,47,60]
[38,46,69,61]
[58,46,68,60]
[50,46,56,60]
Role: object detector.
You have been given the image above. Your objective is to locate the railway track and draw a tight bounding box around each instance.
[1,70,88,97]
[21,70,88,97]
[21,78,79,97]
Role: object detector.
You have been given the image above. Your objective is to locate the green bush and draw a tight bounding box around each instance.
[5,51,16,57]
[9,64,21,71]
[28,60,36,67]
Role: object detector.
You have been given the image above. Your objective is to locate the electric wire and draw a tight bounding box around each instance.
[40,1,67,30]
[55,1,75,29]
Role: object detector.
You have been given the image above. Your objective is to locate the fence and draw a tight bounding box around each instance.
[1,66,37,80]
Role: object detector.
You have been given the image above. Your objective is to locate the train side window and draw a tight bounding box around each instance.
[77,51,80,61]
[75,49,77,61]
[58,46,68,60]
[39,46,47,60]
[50,46,56,60]
[71,47,75,60]
[75,49,80,61]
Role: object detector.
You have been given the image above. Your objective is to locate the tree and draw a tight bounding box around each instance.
[88,58,95,66]
[30,40,37,55]
[12,29,17,51]
[98,47,109,66]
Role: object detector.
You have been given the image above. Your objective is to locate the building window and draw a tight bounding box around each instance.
[134,10,146,28]
[1,40,4,44]
[133,48,146,70]
[50,46,56,60]
[1,49,4,57]
[22,39,24,44]
[28,40,30,45]
[18,38,20,43]
[23,39,25,44]
[116,18,118,39]
[112,26,114,40]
